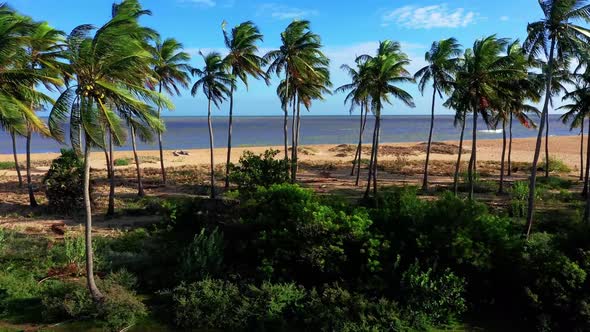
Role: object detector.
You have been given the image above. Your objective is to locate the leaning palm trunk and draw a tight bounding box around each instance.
[130,125,144,197]
[544,111,550,178]
[207,96,216,199]
[372,115,381,197]
[584,123,590,197]
[26,128,37,207]
[526,38,556,239]
[106,133,115,217]
[10,132,22,187]
[508,113,513,176]
[364,117,378,199]
[355,105,369,186]
[453,113,467,195]
[224,84,235,189]
[283,71,290,161]
[157,83,167,185]
[295,100,302,177]
[468,111,478,200]
[291,95,297,181]
[83,138,103,301]
[351,104,365,176]
[580,119,584,181]
[422,83,437,191]
[499,119,507,194]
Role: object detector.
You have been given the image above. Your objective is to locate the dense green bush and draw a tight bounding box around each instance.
[229,149,289,192]
[401,263,467,325]
[178,227,224,281]
[510,181,529,218]
[41,275,146,331]
[43,149,87,213]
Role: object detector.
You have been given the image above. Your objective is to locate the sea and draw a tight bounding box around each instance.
[0,115,578,154]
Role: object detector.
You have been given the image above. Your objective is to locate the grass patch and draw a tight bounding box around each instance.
[0,162,15,170]
[114,158,132,167]
[541,157,571,173]
[536,176,573,190]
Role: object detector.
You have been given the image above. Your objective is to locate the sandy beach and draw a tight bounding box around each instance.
[0,135,583,176]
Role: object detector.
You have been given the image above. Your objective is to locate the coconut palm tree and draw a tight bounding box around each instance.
[358,40,415,199]
[336,58,371,185]
[222,21,267,188]
[150,38,191,185]
[21,21,65,207]
[48,1,169,301]
[524,0,590,237]
[456,36,525,200]
[414,37,462,191]
[264,20,324,162]
[191,52,232,199]
[443,81,470,195]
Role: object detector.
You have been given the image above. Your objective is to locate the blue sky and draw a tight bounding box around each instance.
[11,0,545,116]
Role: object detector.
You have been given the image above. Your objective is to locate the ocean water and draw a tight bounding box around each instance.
[0,114,577,154]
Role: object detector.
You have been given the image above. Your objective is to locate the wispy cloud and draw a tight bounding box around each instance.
[257,3,318,20]
[178,0,216,8]
[382,4,478,29]
[500,15,509,21]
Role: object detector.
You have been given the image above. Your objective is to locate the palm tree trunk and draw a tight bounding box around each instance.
[283,70,290,161]
[508,113,513,176]
[224,84,235,189]
[351,104,364,176]
[83,137,103,301]
[526,37,556,239]
[580,119,585,181]
[157,82,167,185]
[499,119,507,194]
[453,113,466,195]
[294,95,302,181]
[207,96,216,199]
[422,84,437,191]
[364,116,378,199]
[544,110,550,178]
[584,121,590,197]
[106,133,115,217]
[372,113,382,197]
[26,128,37,207]
[11,132,22,187]
[355,103,369,186]
[291,94,297,181]
[468,110,478,200]
[130,125,144,197]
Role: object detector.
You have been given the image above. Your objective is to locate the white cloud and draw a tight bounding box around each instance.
[382,4,478,29]
[178,0,216,8]
[500,15,509,21]
[257,3,318,20]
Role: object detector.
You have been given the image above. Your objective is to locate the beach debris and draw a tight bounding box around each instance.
[173,150,190,157]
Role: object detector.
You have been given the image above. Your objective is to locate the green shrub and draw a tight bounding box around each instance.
[542,157,571,173]
[0,268,42,316]
[172,279,245,329]
[229,149,289,192]
[0,229,5,254]
[41,275,146,331]
[178,228,224,281]
[401,263,467,325]
[303,284,410,331]
[43,149,87,214]
[245,282,306,328]
[113,158,132,166]
[63,233,85,270]
[510,181,529,218]
[0,161,15,170]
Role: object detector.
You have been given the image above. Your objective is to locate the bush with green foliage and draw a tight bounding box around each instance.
[401,263,467,325]
[63,233,85,270]
[113,158,131,166]
[0,161,15,170]
[510,181,529,218]
[229,149,289,192]
[43,149,87,213]
[41,273,146,331]
[178,227,224,281]
[542,157,572,173]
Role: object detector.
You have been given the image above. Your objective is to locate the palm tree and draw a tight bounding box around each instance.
[358,41,415,199]
[151,38,191,185]
[414,38,462,191]
[191,52,232,199]
[524,0,590,237]
[22,21,65,207]
[48,1,168,301]
[336,59,371,184]
[456,36,525,200]
[221,21,267,188]
[264,20,324,162]
[443,82,470,195]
